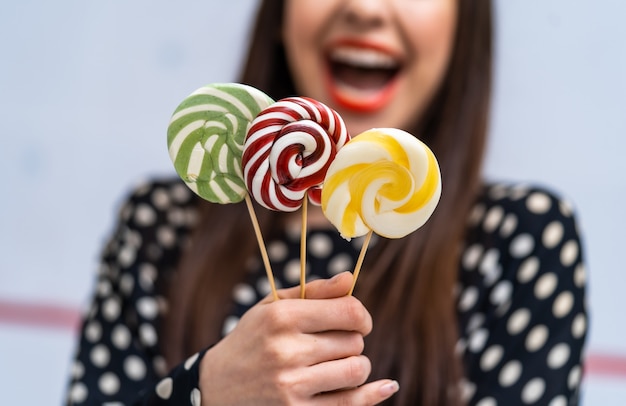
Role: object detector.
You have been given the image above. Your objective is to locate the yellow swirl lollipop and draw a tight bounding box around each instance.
[322,128,441,240]
[321,128,441,295]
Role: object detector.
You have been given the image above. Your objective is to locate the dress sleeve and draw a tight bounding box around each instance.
[65,180,210,405]
[457,185,588,405]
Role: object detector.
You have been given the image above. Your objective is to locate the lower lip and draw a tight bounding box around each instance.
[324,69,398,114]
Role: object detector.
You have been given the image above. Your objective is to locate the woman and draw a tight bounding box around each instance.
[66,0,587,405]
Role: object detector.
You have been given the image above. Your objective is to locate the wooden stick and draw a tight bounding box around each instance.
[244,194,279,301]
[348,230,373,296]
[300,197,308,299]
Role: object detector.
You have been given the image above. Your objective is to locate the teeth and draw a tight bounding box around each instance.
[330,47,398,69]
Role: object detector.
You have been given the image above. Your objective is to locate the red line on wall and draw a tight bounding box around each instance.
[0,299,81,332]
[0,299,625,379]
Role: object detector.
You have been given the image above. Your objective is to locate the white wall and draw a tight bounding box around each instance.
[1,1,624,404]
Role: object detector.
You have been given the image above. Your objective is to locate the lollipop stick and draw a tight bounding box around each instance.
[244,194,279,301]
[300,197,308,299]
[348,230,373,296]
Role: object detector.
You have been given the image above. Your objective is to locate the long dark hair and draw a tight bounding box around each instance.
[163,1,493,404]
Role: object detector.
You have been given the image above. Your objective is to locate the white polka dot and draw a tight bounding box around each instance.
[507,308,531,335]
[476,397,496,406]
[69,382,88,403]
[560,240,579,267]
[510,234,535,258]
[574,263,586,288]
[284,259,303,284]
[137,297,159,319]
[157,226,176,248]
[257,276,280,296]
[479,248,499,274]
[500,213,518,238]
[462,244,483,270]
[490,280,512,307]
[156,377,173,399]
[134,204,156,226]
[468,328,489,353]
[184,352,200,370]
[510,185,530,200]
[488,183,509,199]
[559,200,573,217]
[466,312,485,333]
[85,320,102,342]
[517,257,540,283]
[468,203,486,226]
[153,356,168,377]
[139,263,157,291]
[233,284,256,306]
[124,355,147,381]
[139,324,158,347]
[548,343,571,369]
[458,286,479,312]
[99,372,120,395]
[459,379,476,402]
[572,313,586,338]
[499,360,522,387]
[167,207,187,226]
[526,325,549,352]
[152,188,171,209]
[119,273,135,295]
[309,233,333,257]
[522,377,545,404]
[549,395,567,406]
[328,253,353,275]
[553,291,574,318]
[534,272,558,299]
[267,241,288,262]
[71,360,85,379]
[455,338,467,355]
[480,345,504,371]
[191,388,202,406]
[483,206,504,232]
[111,324,131,350]
[222,315,239,336]
[527,192,552,214]
[97,280,112,297]
[90,344,110,368]
[118,245,137,267]
[568,365,581,389]
[542,221,564,249]
[171,182,191,201]
[102,297,121,321]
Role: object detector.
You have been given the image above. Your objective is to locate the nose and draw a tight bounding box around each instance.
[341,0,391,29]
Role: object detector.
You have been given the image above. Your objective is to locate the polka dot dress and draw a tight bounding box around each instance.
[65,179,587,405]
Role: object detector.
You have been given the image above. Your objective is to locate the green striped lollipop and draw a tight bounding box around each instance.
[167,83,275,203]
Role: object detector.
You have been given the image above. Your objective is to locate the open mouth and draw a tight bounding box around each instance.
[325,45,402,112]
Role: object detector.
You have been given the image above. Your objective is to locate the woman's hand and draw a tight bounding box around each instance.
[199,271,399,405]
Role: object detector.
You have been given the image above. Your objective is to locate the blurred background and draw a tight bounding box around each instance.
[1,0,624,404]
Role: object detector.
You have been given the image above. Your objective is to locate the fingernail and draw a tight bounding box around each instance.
[380,380,400,397]
[330,271,348,281]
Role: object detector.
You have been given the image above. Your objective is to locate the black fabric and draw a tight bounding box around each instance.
[65,179,587,405]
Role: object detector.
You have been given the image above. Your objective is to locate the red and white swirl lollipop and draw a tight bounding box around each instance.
[242,96,349,298]
[242,97,350,212]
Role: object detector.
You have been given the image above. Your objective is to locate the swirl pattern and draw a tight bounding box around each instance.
[321,128,441,239]
[242,97,350,211]
[167,83,274,203]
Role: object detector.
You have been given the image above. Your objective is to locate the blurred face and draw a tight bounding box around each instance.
[283,0,458,136]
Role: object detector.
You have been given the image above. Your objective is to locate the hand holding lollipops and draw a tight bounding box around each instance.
[242,97,350,298]
[167,83,281,300]
[321,128,442,295]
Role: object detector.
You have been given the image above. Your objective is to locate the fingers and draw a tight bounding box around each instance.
[263,295,372,335]
[313,379,401,406]
[295,331,365,366]
[261,271,353,302]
